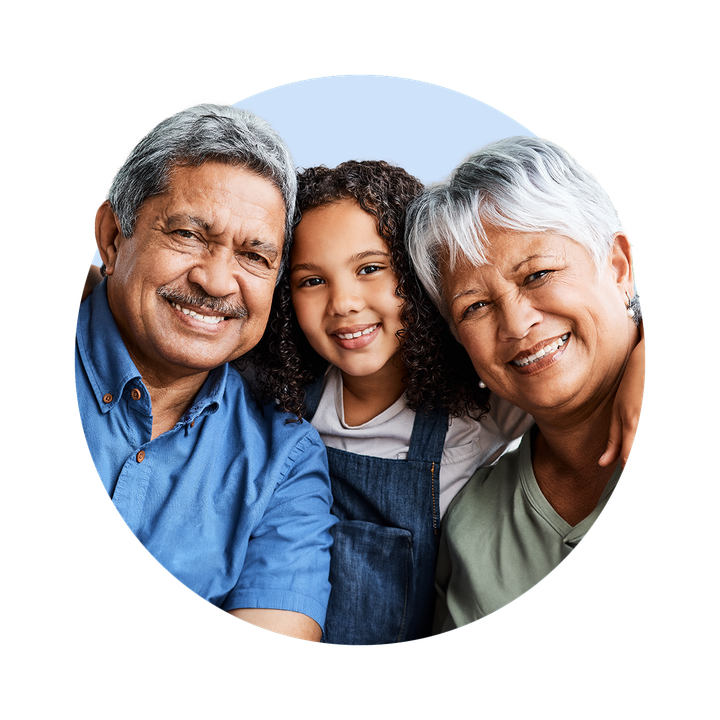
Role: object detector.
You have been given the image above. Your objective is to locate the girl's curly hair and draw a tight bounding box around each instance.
[239,160,489,421]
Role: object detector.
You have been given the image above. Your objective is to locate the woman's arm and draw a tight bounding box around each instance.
[598,326,645,468]
[82,265,103,302]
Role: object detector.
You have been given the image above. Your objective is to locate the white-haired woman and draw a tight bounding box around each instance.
[406,136,644,630]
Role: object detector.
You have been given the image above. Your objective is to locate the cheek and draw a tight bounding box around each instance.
[291,292,320,338]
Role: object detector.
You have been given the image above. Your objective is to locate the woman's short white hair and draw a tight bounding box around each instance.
[405,136,622,322]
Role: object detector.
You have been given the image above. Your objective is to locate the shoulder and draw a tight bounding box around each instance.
[224,364,327,456]
[445,435,529,522]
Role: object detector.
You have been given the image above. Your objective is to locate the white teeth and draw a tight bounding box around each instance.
[512,333,569,367]
[171,301,225,324]
[336,324,379,340]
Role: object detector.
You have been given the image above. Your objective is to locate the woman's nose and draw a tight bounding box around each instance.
[498,294,543,341]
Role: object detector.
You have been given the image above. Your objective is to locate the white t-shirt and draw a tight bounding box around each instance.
[310,366,534,517]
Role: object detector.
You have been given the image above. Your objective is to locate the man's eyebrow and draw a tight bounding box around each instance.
[165,213,211,231]
[165,214,280,259]
[246,238,280,261]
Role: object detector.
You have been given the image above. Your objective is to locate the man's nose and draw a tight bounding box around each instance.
[187,250,240,298]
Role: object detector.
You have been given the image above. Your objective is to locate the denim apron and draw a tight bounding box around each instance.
[304,376,448,645]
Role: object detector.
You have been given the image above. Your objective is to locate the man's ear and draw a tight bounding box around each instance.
[95,201,124,276]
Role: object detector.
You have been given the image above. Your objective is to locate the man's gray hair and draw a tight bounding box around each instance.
[108,104,297,273]
[406,136,622,321]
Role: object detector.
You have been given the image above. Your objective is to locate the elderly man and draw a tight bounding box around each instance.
[76,104,336,641]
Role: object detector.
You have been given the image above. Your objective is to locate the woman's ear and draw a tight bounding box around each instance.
[95,201,123,276]
[609,232,634,294]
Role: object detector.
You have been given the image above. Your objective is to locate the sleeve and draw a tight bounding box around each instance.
[221,429,337,628]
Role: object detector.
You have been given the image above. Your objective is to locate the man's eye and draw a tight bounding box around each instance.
[241,252,269,267]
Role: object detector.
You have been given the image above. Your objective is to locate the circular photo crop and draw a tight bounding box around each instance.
[76,75,643,645]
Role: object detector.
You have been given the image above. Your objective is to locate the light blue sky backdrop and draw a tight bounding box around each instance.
[93,76,532,265]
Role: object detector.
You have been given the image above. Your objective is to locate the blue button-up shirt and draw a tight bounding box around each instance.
[76,282,336,625]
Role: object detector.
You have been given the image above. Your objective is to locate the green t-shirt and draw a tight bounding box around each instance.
[434,426,622,632]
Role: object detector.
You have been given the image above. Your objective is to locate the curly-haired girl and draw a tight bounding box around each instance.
[247,160,535,645]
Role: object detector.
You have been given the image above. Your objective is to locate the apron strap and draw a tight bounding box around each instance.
[302,373,326,422]
[305,370,447,464]
[407,407,448,464]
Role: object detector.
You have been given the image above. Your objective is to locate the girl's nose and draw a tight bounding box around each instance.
[327,284,365,316]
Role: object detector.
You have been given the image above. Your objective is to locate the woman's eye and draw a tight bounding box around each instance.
[461,300,488,320]
[526,269,552,283]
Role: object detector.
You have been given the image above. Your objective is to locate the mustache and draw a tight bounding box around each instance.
[157,284,248,319]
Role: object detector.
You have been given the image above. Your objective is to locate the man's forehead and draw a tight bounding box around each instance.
[167,163,284,210]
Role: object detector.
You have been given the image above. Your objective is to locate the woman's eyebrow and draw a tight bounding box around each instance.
[512,252,559,273]
[449,287,485,306]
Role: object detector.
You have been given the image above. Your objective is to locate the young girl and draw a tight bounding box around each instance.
[248,160,538,644]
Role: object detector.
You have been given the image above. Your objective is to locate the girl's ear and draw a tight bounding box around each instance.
[95,201,123,276]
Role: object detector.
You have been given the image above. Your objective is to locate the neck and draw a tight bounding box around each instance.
[531,390,619,527]
[133,359,210,440]
[340,357,407,426]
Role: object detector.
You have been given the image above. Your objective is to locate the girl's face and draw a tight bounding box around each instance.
[290,199,404,380]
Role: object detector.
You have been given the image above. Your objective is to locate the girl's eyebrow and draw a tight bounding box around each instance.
[290,261,322,275]
[290,249,391,275]
[349,250,391,263]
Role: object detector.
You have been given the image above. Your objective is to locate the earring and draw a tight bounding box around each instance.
[625,291,635,319]
[478,379,486,389]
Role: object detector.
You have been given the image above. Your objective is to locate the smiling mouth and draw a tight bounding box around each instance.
[333,324,380,340]
[511,333,570,367]
[157,284,247,326]
[169,301,227,325]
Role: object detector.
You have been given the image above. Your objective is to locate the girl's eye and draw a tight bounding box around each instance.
[299,277,325,288]
[359,264,382,276]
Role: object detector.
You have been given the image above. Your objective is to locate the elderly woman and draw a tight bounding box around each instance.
[406,136,643,630]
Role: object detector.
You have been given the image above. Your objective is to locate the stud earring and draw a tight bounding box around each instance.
[478,379,486,389]
[625,291,635,319]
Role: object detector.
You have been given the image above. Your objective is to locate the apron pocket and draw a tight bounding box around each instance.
[323,520,413,645]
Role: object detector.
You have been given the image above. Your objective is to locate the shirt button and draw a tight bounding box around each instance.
[136,450,146,463]
[131,388,142,401]
[102,393,113,404]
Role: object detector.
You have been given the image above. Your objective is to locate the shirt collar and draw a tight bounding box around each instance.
[76,280,228,422]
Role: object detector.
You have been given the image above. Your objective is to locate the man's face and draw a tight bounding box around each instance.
[99,161,286,381]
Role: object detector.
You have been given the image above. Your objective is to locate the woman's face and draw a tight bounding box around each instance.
[442,229,635,419]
